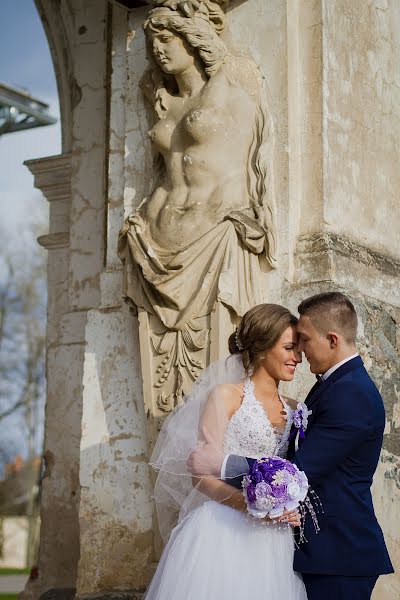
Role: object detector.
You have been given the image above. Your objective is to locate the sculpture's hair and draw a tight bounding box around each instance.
[247,81,277,267]
[151,1,230,34]
[298,292,358,344]
[228,304,298,375]
[144,10,227,77]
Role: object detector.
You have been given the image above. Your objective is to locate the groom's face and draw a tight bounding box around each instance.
[297,315,332,375]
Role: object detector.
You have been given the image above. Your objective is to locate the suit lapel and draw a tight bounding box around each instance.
[288,357,364,456]
[306,356,364,411]
[305,379,321,401]
[305,379,328,410]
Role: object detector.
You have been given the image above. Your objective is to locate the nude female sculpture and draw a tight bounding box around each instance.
[118,0,277,407]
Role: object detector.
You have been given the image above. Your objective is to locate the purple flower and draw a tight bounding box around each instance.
[271,483,288,499]
[246,483,256,503]
[294,416,302,428]
[258,462,276,480]
[262,457,285,470]
[292,402,311,437]
[250,461,261,476]
[251,470,263,484]
[255,481,273,498]
[272,458,287,468]
[285,462,297,475]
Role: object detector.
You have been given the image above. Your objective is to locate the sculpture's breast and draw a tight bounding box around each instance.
[148,117,175,152]
[183,107,224,143]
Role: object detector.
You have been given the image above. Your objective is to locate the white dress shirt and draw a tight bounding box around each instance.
[320,353,359,380]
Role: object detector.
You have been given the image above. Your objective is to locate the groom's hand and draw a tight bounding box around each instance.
[187,427,224,477]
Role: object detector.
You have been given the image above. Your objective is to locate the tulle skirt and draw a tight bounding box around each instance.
[144,501,307,600]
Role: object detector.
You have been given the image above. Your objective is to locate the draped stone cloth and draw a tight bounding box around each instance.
[118,206,273,330]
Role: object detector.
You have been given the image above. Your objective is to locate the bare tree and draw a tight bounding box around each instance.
[0,239,46,430]
[0,212,47,567]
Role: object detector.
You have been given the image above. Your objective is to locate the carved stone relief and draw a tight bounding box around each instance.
[118,0,277,419]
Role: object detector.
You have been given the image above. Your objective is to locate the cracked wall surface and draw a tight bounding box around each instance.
[24,1,399,599]
[323,0,400,260]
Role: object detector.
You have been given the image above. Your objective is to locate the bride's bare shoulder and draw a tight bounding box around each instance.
[210,383,244,415]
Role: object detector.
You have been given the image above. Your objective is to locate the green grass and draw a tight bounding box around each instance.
[0,568,29,576]
[0,595,19,600]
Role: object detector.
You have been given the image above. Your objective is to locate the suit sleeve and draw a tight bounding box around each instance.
[223,456,256,490]
[294,382,373,484]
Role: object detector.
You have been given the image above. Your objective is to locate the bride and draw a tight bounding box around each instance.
[145,303,307,599]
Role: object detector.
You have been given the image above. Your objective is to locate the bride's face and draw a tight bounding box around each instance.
[259,326,302,382]
[149,28,197,75]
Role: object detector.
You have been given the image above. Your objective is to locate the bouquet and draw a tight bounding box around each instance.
[242,456,309,519]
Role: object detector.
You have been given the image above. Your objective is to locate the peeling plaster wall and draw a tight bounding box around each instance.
[322,0,400,260]
[360,297,400,599]
[225,0,289,300]
[78,308,153,593]
[77,3,155,595]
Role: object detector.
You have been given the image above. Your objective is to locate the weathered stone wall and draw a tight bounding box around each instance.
[360,297,400,600]
[23,1,399,599]
[322,0,400,259]
[77,3,154,595]
[24,154,82,600]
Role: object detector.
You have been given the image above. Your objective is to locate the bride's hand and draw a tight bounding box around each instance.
[267,509,301,527]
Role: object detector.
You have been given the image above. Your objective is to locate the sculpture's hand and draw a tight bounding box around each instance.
[186,427,224,477]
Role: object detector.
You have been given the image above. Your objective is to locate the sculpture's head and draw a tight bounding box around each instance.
[144,0,229,77]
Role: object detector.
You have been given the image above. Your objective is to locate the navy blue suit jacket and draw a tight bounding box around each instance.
[227,357,394,576]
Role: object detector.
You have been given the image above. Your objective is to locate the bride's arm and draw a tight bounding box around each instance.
[192,474,247,512]
[192,384,261,512]
[191,385,247,510]
[189,387,300,524]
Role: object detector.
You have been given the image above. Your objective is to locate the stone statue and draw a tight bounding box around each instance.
[118,0,277,411]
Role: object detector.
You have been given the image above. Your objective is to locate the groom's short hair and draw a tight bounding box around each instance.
[298,292,357,344]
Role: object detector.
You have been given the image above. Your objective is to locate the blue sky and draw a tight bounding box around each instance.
[0,1,60,471]
[0,0,61,232]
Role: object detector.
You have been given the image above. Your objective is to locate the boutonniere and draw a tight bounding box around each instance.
[291,402,312,451]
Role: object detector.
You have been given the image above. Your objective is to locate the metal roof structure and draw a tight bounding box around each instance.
[0,82,56,136]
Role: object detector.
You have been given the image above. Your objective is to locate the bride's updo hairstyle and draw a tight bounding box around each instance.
[228,304,298,375]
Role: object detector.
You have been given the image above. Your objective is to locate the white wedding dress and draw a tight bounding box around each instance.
[144,379,308,599]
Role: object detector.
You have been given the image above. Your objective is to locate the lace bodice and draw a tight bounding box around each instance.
[223,378,293,459]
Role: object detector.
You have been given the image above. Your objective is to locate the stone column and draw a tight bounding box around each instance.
[23,153,81,600]
[75,3,154,597]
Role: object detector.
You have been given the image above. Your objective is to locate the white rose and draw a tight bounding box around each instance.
[287,481,301,500]
[255,496,274,512]
[299,471,308,486]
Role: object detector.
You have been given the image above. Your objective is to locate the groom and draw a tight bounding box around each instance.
[188,292,393,599]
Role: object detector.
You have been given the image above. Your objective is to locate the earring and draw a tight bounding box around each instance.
[259,355,265,360]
